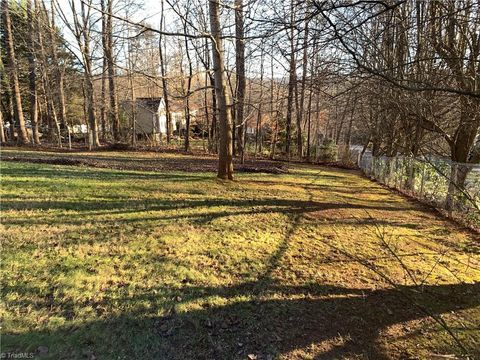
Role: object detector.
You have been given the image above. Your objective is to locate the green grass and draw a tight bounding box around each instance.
[1,153,479,359]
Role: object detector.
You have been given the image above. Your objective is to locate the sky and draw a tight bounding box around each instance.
[53,0,293,79]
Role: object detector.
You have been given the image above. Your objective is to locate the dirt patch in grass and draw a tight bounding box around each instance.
[2,152,288,174]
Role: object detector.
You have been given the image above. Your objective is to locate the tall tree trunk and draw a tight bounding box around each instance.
[48,3,67,130]
[226,71,236,155]
[0,107,5,143]
[286,70,296,158]
[126,31,137,147]
[27,0,41,144]
[101,57,108,140]
[0,52,8,143]
[209,0,234,180]
[296,21,309,159]
[102,0,120,141]
[306,89,314,162]
[203,42,218,153]
[159,0,172,144]
[235,0,246,163]
[285,0,297,159]
[84,72,100,148]
[269,47,276,159]
[203,47,211,150]
[306,38,318,161]
[129,74,136,147]
[183,20,193,152]
[100,0,108,140]
[209,74,218,153]
[79,1,100,148]
[3,0,29,144]
[37,0,61,145]
[254,49,265,157]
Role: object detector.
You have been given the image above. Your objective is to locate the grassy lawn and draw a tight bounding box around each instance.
[1,151,479,359]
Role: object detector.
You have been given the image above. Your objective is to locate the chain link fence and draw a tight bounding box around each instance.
[346,147,480,228]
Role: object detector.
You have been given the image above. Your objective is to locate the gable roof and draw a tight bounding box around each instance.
[136,97,163,113]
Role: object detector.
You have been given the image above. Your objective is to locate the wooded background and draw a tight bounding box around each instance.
[1,0,479,186]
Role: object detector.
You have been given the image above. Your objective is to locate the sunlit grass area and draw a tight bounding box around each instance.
[1,153,479,359]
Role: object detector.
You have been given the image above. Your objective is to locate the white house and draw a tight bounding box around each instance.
[171,110,196,133]
[121,97,176,140]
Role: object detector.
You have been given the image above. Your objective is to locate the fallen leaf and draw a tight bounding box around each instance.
[37,346,49,354]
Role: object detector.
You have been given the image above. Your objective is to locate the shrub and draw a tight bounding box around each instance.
[318,140,338,162]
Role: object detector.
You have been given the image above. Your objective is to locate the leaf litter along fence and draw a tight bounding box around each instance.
[346,147,480,228]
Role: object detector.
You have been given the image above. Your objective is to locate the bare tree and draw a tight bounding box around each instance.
[180,4,194,152]
[297,18,309,158]
[27,0,41,144]
[235,0,246,163]
[48,4,68,131]
[209,0,233,179]
[102,0,120,141]
[57,0,100,147]
[159,0,172,144]
[285,0,297,158]
[254,48,265,157]
[36,0,62,145]
[2,0,29,144]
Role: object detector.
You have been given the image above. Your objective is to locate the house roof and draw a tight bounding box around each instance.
[136,97,163,113]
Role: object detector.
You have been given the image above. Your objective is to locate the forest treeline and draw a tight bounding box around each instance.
[1,0,479,187]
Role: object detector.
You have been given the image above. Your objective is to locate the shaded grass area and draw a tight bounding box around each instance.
[1,155,479,359]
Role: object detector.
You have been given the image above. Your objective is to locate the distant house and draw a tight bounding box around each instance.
[171,110,198,134]
[171,111,185,132]
[120,98,203,140]
[245,113,274,138]
[120,97,175,140]
[72,124,88,134]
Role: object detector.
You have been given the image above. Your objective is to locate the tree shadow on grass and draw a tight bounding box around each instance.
[2,197,410,225]
[3,204,480,359]
[3,282,479,360]
[3,160,479,359]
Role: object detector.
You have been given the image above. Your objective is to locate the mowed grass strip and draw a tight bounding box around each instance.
[1,154,479,360]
